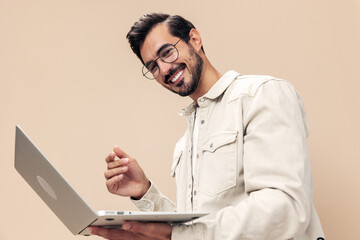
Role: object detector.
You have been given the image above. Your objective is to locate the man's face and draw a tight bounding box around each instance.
[139,24,203,97]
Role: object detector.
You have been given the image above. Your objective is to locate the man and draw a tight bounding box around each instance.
[90,13,324,239]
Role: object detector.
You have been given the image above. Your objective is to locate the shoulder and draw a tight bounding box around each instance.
[225,75,294,102]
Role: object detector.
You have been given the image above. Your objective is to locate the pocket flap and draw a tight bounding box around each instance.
[171,151,182,177]
[170,136,185,177]
[203,131,238,153]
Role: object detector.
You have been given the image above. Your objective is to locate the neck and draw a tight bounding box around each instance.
[189,58,222,102]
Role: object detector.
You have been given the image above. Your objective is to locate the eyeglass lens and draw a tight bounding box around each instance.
[142,44,179,79]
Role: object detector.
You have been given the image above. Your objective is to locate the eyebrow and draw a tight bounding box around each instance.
[144,43,173,68]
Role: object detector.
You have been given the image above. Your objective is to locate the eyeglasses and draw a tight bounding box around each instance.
[142,38,182,80]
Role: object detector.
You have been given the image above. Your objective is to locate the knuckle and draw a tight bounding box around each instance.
[114,160,121,167]
[108,160,122,169]
[104,170,113,179]
[107,162,114,169]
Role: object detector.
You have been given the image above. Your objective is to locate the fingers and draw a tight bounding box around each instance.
[105,145,129,164]
[105,146,130,166]
[105,174,123,193]
[104,166,128,180]
[107,157,129,170]
[104,154,129,183]
[105,151,116,163]
[89,226,151,240]
[90,223,171,240]
[113,145,130,159]
[122,222,172,240]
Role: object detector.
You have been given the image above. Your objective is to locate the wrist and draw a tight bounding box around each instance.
[132,180,151,200]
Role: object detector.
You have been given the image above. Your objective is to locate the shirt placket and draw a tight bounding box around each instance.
[185,112,195,212]
[192,97,208,211]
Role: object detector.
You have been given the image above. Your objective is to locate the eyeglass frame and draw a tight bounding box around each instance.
[141,38,182,80]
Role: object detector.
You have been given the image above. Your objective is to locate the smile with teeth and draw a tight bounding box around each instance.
[170,68,184,83]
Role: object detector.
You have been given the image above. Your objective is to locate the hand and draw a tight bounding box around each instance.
[104,146,150,199]
[89,221,172,240]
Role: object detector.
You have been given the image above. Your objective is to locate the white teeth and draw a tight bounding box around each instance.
[171,69,184,83]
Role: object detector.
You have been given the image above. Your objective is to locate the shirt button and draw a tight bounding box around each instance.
[200,120,205,124]
[146,203,151,208]
[196,154,199,158]
[210,143,214,148]
[194,191,197,196]
[199,98,205,102]
[189,184,192,188]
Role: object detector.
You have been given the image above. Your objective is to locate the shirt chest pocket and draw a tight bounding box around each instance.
[199,131,238,196]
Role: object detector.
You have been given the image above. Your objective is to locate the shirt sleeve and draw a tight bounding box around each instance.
[131,180,176,212]
[172,80,315,239]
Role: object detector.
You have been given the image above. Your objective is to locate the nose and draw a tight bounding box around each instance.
[157,60,172,76]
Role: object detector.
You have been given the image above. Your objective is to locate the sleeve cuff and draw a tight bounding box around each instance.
[131,180,162,211]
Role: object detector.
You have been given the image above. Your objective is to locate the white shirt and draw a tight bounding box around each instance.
[133,71,324,240]
[192,107,200,176]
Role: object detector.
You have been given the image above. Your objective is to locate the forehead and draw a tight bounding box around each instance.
[140,23,178,62]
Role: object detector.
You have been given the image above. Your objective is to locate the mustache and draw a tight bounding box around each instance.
[164,64,186,84]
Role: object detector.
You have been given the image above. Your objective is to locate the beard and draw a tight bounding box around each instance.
[165,46,204,97]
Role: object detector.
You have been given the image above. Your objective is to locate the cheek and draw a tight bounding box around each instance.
[184,55,195,70]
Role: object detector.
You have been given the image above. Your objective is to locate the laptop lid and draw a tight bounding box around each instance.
[14,126,97,234]
[14,126,208,236]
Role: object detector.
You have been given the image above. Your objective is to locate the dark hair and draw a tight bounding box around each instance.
[126,13,204,64]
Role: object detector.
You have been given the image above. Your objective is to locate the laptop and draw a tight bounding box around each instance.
[14,126,207,236]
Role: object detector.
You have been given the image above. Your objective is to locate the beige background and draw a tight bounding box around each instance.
[1,0,359,239]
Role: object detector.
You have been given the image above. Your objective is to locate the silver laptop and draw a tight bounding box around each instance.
[14,126,207,236]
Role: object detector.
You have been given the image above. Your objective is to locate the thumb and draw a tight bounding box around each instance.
[113,145,130,159]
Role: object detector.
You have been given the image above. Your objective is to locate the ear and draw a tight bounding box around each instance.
[188,28,203,53]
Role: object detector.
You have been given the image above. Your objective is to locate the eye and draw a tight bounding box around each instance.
[160,47,175,59]
[148,62,158,73]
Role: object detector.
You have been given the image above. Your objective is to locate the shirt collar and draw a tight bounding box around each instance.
[180,70,240,116]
